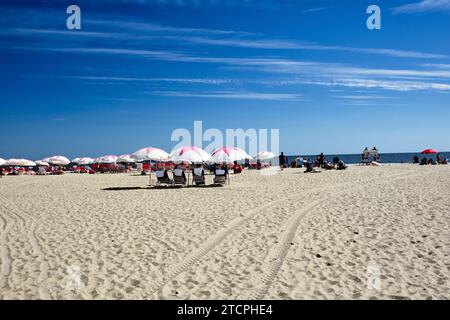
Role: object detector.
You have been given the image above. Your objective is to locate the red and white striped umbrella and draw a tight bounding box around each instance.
[170,146,210,164]
[210,147,252,163]
[131,147,169,162]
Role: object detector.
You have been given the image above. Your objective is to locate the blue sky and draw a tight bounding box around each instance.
[1,0,450,159]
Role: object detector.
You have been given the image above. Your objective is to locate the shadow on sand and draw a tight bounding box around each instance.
[102,184,226,191]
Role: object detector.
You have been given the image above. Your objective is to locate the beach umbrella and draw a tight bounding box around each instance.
[421,149,438,154]
[99,155,118,164]
[210,147,252,163]
[35,161,49,167]
[77,157,94,165]
[0,158,6,166]
[48,156,70,166]
[256,151,276,160]
[230,147,252,160]
[71,157,82,164]
[171,146,210,164]
[131,147,170,162]
[5,159,36,167]
[116,154,135,163]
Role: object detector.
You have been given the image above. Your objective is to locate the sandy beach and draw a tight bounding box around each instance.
[0,164,449,300]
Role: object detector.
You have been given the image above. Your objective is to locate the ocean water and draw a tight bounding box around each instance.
[283,152,450,165]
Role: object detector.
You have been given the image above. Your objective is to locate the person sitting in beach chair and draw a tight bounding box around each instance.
[322,161,335,170]
[332,157,340,165]
[420,157,428,166]
[304,159,319,173]
[337,160,347,170]
[436,153,447,165]
[173,164,187,186]
[155,167,172,185]
[214,162,229,185]
[192,164,206,186]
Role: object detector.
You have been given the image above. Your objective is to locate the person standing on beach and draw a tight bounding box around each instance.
[279,152,286,171]
[371,147,380,162]
[317,152,325,168]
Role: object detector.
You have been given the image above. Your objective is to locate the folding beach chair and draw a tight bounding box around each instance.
[155,170,172,186]
[193,167,206,186]
[38,167,49,175]
[173,168,187,186]
[213,169,227,185]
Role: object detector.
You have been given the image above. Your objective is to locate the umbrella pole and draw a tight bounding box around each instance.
[149,160,152,187]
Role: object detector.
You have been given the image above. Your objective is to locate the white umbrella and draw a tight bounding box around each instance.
[170,146,211,164]
[116,154,135,163]
[71,157,82,164]
[77,157,95,165]
[256,151,276,160]
[35,160,49,167]
[0,158,6,166]
[48,155,70,166]
[99,155,118,164]
[131,147,169,162]
[5,159,36,167]
[210,147,252,163]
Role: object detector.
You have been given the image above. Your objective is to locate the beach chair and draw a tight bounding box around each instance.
[155,170,172,186]
[37,167,49,175]
[214,169,227,185]
[173,169,187,186]
[193,167,206,186]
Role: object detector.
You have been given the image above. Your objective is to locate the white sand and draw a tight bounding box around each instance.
[0,164,449,300]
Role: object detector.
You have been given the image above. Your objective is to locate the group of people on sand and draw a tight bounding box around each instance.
[0,165,65,176]
[414,154,448,166]
[361,147,380,164]
[278,152,348,173]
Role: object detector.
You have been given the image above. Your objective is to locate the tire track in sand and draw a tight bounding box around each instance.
[146,175,389,297]
[246,172,422,300]
[0,203,15,293]
[0,193,51,299]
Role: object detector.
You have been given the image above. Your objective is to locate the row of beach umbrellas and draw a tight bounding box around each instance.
[0,147,276,168]
[1,148,440,168]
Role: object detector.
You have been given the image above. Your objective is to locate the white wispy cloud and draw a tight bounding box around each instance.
[303,7,330,13]
[333,95,390,100]
[146,90,303,101]
[9,21,447,60]
[392,0,450,14]
[420,63,450,69]
[86,19,255,36]
[64,75,236,84]
[302,78,450,92]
